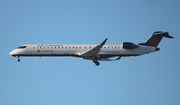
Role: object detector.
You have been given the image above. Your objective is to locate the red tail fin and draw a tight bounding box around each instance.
[139,31,174,47]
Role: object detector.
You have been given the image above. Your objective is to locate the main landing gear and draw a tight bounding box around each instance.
[93,59,100,66]
[17,56,20,62]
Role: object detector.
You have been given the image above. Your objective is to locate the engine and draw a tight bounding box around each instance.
[123,42,139,49]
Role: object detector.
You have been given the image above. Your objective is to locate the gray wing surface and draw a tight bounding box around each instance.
[80,38,108,59]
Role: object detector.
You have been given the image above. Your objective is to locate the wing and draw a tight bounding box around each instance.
[100,56,121,61]
[80,38,108,59]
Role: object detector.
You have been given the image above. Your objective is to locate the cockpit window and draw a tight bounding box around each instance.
[17,46,27,49]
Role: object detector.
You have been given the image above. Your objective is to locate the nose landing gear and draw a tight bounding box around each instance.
[17,56,20,62]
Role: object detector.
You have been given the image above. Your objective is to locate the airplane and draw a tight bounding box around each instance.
[9,31,174,66]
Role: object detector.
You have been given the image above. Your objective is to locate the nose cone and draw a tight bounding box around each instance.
[9,51,12,55]
[9,50,16,56]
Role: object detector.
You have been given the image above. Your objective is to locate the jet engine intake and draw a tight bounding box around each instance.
[123,42,139,49]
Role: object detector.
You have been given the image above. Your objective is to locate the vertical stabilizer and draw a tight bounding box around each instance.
[139,31,174,47]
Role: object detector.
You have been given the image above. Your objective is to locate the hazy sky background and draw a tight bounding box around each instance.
[1,0,180,105]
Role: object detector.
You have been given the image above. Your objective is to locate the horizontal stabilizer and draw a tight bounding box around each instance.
[153,31,174,38]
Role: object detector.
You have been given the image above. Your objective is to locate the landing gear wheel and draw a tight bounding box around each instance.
[95,62,100,66]
[93,59,100,66]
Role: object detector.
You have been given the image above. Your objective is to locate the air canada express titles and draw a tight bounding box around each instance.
[37,44,63,47]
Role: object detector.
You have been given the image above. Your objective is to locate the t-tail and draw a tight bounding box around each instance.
[139,31,174,47]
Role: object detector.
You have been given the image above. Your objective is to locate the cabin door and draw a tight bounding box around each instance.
[27,46,32,53]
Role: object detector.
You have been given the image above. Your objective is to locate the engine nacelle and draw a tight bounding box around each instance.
[123,42,139,49]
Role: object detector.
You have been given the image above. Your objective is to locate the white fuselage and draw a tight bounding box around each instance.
[10,44,156,58]
[9,31,173,66]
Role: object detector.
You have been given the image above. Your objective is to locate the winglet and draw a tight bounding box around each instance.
[101,38,108,45]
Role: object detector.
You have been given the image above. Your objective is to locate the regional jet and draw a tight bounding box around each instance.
[9,31,173,66]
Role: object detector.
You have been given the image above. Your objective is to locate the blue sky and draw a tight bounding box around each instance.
[1,0,180,105]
